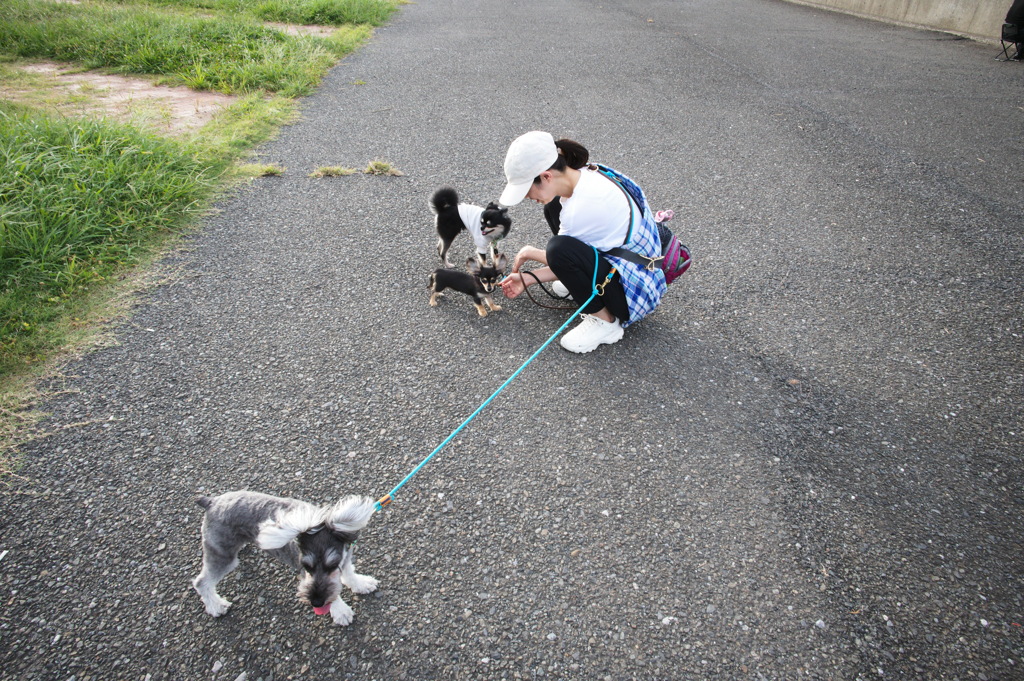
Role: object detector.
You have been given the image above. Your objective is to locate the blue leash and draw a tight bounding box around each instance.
[375,249,614,512]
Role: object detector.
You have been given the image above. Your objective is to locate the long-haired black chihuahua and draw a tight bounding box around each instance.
[430,188,511,268]
[428,253,507,317]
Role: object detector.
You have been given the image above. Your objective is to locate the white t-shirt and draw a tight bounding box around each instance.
[557,168,631,251]
[457,204,491,255]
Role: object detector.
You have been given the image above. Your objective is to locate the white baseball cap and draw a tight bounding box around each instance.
[499,131,558,206]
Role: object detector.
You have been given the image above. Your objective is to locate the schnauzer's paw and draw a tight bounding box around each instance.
[204,597,232,617]
[345,573,379,594]
[194,578,232,617]
[330,599,355,626]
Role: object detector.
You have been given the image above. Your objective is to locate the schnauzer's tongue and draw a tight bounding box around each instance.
[313,603,332,616]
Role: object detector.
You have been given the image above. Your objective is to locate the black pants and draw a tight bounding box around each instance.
[546,235,630,322]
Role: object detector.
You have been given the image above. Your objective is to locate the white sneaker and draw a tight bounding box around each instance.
[560,314,624,353]
[550,280,571,298]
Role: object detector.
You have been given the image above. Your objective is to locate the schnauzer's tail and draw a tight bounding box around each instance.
[429,187,459,215]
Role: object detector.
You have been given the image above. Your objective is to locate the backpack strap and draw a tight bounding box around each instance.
[597,168,664,271]
[604,245,664,271]
[595,166,635,246]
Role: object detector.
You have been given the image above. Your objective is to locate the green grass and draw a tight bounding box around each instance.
[0,0,386,96]
[364,159,404,176]
[0,102,221,372]
[106,0,399,27]
[0,0,400,475]
[197,93,300,163]
[238,162,287,176]
[0,94,299,366]
[310,166,358,177]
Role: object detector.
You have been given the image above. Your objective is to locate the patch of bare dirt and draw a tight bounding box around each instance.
[3,61,239,137]
[265,22,339,38]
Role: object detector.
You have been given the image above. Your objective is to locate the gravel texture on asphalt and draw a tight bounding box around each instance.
[2,0,1022,679]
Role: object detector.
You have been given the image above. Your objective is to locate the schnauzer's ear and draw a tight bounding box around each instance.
[466,256,483,275]
[494,252,507,271]
[257,504,325,550]
[326,495,377,534]
[485,201,499,210]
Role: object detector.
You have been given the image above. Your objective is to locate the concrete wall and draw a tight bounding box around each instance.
[782,0,1010,43]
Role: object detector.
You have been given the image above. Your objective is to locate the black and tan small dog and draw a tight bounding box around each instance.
[428,253,507,317]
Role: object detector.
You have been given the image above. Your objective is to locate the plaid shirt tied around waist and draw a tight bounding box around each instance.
[595,165,666,326]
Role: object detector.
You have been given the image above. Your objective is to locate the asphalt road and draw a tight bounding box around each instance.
[2,0,1022,679]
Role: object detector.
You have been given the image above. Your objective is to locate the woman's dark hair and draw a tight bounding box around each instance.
[553,139,589,170]
[534,138,589,184]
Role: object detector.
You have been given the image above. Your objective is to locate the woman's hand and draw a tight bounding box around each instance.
[512,245,546,273]
[501,245,553,299]
[500,272,526,299]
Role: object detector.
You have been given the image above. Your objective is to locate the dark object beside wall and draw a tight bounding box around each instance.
[1000,0,1024,60]
[999,22,1023,60]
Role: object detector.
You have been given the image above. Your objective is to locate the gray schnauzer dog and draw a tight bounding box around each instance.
[192,491,378,626]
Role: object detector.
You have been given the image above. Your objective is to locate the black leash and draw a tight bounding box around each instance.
[519,269,577,310]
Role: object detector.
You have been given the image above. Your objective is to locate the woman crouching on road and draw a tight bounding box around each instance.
[498,131,666,353]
